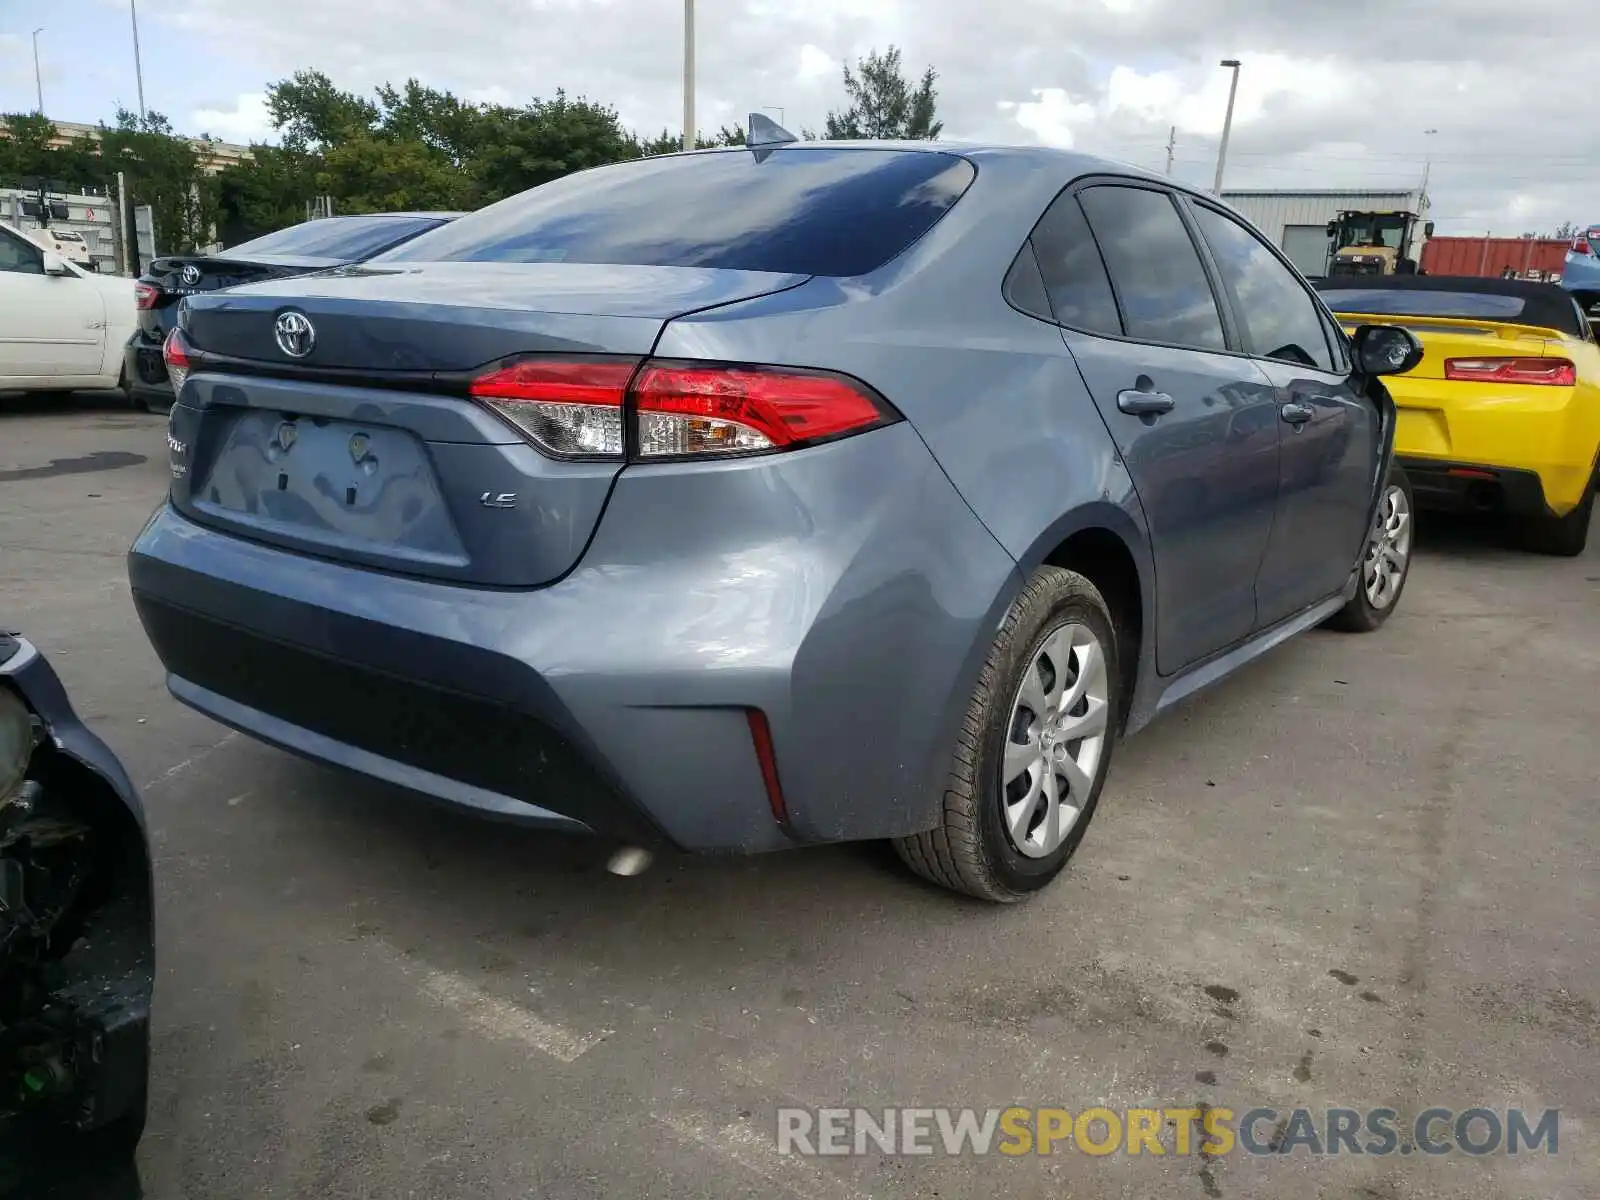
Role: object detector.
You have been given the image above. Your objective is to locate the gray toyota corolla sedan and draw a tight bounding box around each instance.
[128,134,1420,901]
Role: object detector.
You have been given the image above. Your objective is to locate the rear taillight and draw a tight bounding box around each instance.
[134,281,159,310]
[1574,239,1592,256]
[1444,356,1576,387]
[468,357,896,462]
[162,328,194,394]
[469,359,634,459]
[632,363,891,458]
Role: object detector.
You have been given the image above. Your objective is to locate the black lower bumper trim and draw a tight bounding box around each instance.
[1397,457,1550,517]
[130,589,669,847]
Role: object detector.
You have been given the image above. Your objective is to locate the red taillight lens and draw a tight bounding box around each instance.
[162,328,194,393]
[1574,239,1592,256]
[134,281,159,310]
[468,357,896,462]
[1444,357,1576,387]
[469,359,636,459]
[632,363,891,458]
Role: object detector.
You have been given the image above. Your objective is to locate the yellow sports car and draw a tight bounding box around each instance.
[1314,276,1600,556]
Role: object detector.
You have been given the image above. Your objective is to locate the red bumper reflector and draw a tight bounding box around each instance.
[746,709,789,826]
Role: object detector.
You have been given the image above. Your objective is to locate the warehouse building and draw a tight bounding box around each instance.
[1219,188,1430,278]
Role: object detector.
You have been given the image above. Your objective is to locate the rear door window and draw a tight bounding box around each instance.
[1076,186,1227,351]
[377,148,976,277]
[1028,193,1122,335]
[1190,203,1335,371]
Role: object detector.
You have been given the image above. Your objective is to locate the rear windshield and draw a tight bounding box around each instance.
[376,147,977,277]
[226,215,447,261]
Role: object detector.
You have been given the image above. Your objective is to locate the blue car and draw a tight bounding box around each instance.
[129,139,1419,901]
[1561,224,1600,313]
[1,632,152,1184]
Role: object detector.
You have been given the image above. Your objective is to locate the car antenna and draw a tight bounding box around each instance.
[747,111,797,161]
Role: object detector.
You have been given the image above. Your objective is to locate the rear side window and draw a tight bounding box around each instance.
[378,148,976,277]
[1029,193,1122,335]
[1190,204,1334,371]
[1077,186,1227,351]
[226,216,447,260]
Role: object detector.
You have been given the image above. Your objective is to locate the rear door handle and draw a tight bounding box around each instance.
[1280,401,1315,426]
[1117,389,1176,417]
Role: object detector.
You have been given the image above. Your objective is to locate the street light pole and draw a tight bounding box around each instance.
[130,0,147,119]
[682,0,695,151]
[31,28,44,115]
[1419,127,1438,196]
[1212,58,1241,194]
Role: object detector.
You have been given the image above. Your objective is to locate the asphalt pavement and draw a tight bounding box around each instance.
[1,392,1595,1199]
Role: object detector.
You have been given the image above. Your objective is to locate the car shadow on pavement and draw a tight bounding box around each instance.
[0,390,153,417]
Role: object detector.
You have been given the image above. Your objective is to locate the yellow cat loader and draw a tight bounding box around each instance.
[1324,210,1434,277]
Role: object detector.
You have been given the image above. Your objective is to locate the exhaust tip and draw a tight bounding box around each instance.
[605,846,654,877]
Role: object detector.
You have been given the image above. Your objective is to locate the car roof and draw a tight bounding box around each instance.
[1313,274,1587,338]
[332,211,465,221]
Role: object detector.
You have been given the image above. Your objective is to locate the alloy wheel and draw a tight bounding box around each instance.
[1000,621,1110,859]
[1364,482,1412,610]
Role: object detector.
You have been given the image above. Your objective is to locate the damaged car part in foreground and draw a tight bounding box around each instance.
[0,633,153,1188]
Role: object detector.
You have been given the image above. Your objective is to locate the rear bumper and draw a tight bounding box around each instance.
[1397,457,1552,517]
[123,332,173,411]
[127,423,1019,853]
[1389,381,1600,515]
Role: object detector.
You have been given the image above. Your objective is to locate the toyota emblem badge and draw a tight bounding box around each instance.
[273,310,316,358]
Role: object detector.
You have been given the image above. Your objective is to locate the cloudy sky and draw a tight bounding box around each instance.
[1,0,1594,235]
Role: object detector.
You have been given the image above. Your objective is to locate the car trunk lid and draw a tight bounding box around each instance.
[169,261,807,587]
[138,253,336,339]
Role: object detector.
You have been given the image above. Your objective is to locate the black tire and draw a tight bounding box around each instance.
[1520,484,1594,557]
[894,566,1120,902]
[1327,464,1415,632]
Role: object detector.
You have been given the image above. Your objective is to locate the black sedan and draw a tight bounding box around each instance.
[124,211,462,411]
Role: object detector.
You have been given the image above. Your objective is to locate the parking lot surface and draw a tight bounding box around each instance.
[2,395,1596,1199]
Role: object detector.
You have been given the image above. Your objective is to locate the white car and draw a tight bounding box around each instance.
[1,222,136,393]
[28,226,96,268]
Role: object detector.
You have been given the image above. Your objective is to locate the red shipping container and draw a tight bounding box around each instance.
[1420,236,1570,280]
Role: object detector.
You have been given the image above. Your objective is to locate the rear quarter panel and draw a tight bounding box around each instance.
[653,151,1158,795]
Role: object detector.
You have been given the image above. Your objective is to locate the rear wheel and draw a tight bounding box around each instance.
[894,566,1119,902]
[1521,484,1594,557]
[1327,464,1414,632]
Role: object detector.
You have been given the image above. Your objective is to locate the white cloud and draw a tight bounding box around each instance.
[1013,89,1096,148]
[123,0,1600,234]
[190,92,272,143]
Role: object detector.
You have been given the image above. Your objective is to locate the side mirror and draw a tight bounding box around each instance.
[41,252,71,276]
[1424,221,1436,238]
[1353,323,1424,376]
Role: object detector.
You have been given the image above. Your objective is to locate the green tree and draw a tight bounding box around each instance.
[823,46,942,140]
[375,80,490,170]
[633,123,748,157]
[97,108,219,255]
[318,135,468,213]
[469,92,636,204]
[215,144,321,243]
[267,69,379,151]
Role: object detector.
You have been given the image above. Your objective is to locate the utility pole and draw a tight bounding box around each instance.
[31,28,44,115]
[682,0,695,152]
[1165,126,1176,176]
[130,0,147,119]
[1213,59,1241,194]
